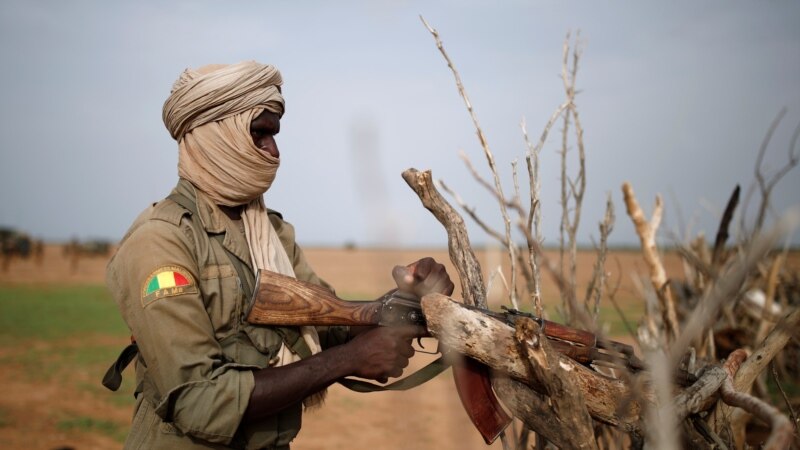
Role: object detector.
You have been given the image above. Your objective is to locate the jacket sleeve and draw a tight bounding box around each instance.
[106,218,254,445]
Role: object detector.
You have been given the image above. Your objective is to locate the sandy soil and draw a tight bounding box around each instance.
[0,244,796,449]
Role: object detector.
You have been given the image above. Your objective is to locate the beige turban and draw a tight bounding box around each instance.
[163,62,325,409]
[163,61,284,141]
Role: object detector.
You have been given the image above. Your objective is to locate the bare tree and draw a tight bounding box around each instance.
[410,16,799,450]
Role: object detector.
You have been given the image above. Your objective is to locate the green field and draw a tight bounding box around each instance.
[0,285,135,446]
[0,285,128,342]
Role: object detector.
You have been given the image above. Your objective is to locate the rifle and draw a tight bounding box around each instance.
[246,270,643,442]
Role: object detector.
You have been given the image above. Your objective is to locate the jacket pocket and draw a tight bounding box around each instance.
[199,264,240,337]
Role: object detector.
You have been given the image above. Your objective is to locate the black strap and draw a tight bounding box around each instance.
[338,355,449,392]
[102,343,139,391]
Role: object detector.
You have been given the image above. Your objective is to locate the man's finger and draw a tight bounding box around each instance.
[411,257,433,280]
[392,265,414,288]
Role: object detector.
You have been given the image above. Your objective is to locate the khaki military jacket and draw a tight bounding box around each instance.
[107,179,346,449]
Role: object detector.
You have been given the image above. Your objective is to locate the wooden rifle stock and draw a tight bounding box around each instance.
[246,270,384,326]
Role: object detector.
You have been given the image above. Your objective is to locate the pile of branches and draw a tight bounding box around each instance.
[407,17,799,450]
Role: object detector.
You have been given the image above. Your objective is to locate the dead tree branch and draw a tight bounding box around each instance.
[667,365,727,421]
[422,15,528,312]
[584,194,615,320]
[558,32,587,325]
[720,349,794,450]
[509,317,597,449]
[494,377,582,448]
[711,184,741,269]
[751,108,800,234]
[622,181,681,343]
[402,168,487,308]
[735,306,800,394]
[421,292,652,435]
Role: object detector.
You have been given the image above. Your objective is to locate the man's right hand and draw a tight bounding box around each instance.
[245,324,425,422]
[344,325,425,383]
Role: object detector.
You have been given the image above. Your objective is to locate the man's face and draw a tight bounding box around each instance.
[250,110,280,158]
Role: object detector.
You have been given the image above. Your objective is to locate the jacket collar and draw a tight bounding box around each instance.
[172,179,253,268]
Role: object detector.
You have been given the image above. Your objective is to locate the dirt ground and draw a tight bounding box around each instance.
[0,244,796,449]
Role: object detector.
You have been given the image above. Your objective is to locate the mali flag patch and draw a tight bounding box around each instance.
[141,266,198,307]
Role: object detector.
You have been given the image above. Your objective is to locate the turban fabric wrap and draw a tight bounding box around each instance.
[162,62,325,409]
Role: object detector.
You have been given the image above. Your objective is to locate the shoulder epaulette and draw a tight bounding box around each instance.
[150,198,190,226]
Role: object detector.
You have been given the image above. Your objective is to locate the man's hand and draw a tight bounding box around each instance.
[345,325,425,383]
[392,257,455,298]
[245,324,426,422]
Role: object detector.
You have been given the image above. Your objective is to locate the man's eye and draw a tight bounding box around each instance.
[251,128,275,137]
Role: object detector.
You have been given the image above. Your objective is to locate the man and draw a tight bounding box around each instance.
[105,61,454,449]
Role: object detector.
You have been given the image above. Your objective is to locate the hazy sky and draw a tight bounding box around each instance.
[1,1,798,248]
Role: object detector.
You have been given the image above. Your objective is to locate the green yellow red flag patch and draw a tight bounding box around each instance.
[141,266,197,306]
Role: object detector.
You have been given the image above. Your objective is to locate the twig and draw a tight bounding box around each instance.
[622,181,681,342]
[674,243,714,281]
[771,363,799,434]
[421,16,520,312]
[691,416,730,450]
[606,258,639,342]
[667,365,727,421]
[711,185,741,268]
[437,179,506,243]
[521,109,567,317]
[584,193,615,320]
[558,32,587,325]
[734,306,800,394]
[752,108,800,234]
[720,349,794,450]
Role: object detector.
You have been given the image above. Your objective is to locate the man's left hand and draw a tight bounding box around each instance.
[391,257,455,298]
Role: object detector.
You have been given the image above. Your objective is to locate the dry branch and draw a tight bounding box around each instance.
[494,377,583,448]
[558,33,587,325]
[665,365,727,422]
[510,316,597,449]
[721,350,794,450]
[711,184,740,268]
[584,194,615,320]
[622,181,681,343]
[421,293,653,434]
[734,307,800,394]
[751,108,800,234]
[401,168,487,308]
[421,15,527,314]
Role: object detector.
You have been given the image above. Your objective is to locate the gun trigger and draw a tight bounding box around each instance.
[415,337,439,355]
